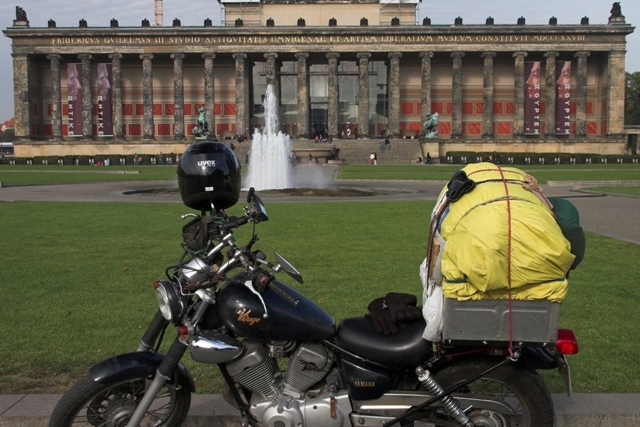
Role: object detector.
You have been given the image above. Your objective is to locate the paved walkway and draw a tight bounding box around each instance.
[1,167,639,426]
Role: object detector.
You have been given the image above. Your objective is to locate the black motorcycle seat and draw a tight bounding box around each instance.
[336,316,431,369]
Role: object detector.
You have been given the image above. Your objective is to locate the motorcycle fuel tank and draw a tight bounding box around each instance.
[218,277,336,341]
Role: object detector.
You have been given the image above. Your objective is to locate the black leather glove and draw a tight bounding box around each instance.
[385,292,422,329]
[367,297,398,335]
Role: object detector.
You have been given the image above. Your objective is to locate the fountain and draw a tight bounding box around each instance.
[245,85,293,190]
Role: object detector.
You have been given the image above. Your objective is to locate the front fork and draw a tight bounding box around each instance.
[126,336,189,427]
[136,309,169,352]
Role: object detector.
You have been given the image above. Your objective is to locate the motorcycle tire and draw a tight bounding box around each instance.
[48,373,190,427]
[430,357,555,427]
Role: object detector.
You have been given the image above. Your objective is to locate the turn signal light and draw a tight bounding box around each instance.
[153,280,161,289]
[179,325,190,336]
[556,329,579,355]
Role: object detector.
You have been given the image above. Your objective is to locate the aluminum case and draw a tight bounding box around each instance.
[442,298,561,347]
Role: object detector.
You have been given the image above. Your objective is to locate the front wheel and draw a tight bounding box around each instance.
[48,374,190,427]
[431,357,555,427]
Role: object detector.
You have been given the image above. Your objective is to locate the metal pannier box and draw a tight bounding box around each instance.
[442,298,561,346]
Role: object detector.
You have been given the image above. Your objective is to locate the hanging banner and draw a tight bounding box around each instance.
[67,63,82,136]
[555,61,572,135]
[524,61,541,135]
[97,63,113,136]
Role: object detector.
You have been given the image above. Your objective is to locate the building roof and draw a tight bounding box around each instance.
[1,118,15,131]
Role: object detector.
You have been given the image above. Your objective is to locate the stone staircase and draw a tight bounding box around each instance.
[227,137,425,166]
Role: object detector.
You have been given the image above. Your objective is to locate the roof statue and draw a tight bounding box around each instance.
[15,6,27,21]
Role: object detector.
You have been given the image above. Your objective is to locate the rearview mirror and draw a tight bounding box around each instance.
[275,252,303,284]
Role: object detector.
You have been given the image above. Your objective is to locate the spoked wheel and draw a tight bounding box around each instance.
[48,374,190,427]
[406,358,555,427]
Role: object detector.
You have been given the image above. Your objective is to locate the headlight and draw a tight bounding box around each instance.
[154,280,184,323]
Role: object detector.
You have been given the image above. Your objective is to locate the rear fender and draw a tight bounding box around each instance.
[88,351,196,392]
[519,346,561,371]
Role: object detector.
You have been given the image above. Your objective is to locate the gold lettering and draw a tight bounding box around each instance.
[236,308,261,326]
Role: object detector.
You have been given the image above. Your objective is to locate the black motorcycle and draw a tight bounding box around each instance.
[48,142,579,427]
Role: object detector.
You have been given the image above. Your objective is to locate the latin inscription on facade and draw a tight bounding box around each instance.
[50,33,588,47]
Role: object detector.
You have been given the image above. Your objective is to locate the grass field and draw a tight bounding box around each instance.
[2,163,639,186]
[0,200,639,394]
[337,164,640,184]
[0,165,177,186]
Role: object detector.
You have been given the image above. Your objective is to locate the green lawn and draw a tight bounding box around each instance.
[0,200,638,394]
[2,163,639,186]
[583,186,640,196]
[0,165,177,186]
[337,164,640,184]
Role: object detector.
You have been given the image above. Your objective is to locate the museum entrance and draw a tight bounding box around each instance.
[250,58,388,138]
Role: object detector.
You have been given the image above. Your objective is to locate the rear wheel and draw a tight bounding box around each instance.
[406,358,554,427]
[48,374,190,427]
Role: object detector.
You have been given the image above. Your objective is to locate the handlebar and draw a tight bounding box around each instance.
[269,280,300,307]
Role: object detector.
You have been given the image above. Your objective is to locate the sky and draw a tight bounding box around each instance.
[0,0,638,123]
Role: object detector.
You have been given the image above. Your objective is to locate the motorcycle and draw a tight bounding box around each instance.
[48,187,579,427]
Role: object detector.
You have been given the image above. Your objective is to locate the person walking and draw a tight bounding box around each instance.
[369,152,375,165]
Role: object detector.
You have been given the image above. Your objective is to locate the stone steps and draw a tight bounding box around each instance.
[225,138,425,166]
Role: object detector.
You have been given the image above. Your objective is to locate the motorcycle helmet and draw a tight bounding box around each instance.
[177,142,241,211]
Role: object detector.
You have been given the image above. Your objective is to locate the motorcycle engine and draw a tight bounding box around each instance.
[226,341,350,427]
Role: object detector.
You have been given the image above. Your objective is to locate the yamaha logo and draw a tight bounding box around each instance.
[197,160,216,167]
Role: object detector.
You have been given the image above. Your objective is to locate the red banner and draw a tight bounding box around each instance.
[555,61,571,135]
[524,61,541,135]
[97,63,113,136]
[66,63,82,136]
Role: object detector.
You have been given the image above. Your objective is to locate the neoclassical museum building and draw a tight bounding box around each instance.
[3,1,635,158]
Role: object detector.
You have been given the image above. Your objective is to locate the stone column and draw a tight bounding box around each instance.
[420,51,434,124]
[140,53,155,139]
[171,53,185,140]
[544,51,559,137]
[295,53,309,138]
[481,52,496,139]
[326,53,340,138]
[78,53,93,138]
[47,54,63,140]
[109,53,124,140]
[233,53,247,137]
[574,51,590,138]
[607,50,626,136]
[203,53,216,138]
[12,53,31,140]
[512,52,528,138]
[388,52,402,137]
[264,53,279,98]
[357,52,371,138]
[450,52,465,139]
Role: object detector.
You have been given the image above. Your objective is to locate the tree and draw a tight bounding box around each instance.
[625,71,640,125]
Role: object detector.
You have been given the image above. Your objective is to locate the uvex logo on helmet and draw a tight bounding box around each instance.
[198,160,216,167]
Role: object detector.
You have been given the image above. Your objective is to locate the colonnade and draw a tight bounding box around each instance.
[12,48,627,140]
